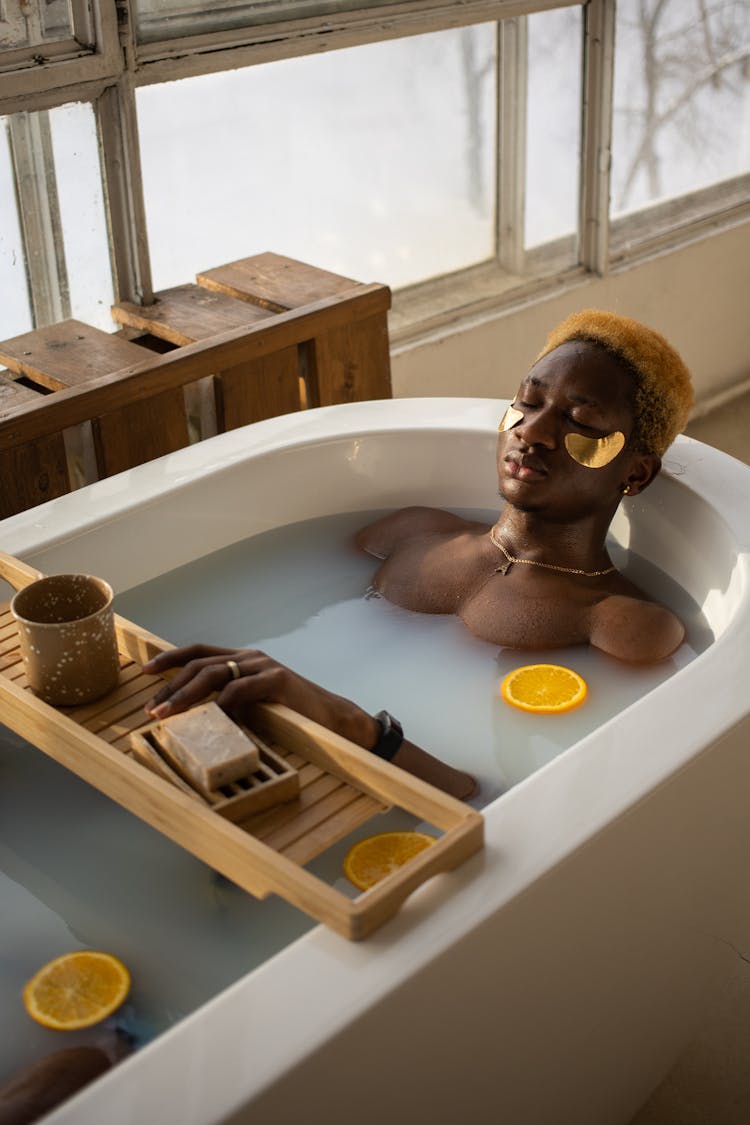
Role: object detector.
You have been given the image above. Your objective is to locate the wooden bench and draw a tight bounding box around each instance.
[0,253,392,519]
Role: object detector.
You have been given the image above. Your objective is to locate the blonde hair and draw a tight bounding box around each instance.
[536,309,694,457]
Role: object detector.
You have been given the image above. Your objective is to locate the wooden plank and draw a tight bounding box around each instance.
[112,287,299,431]
[197,252,358,312]
[0,373,69,517]
[282,794,384,865]
[0,286,390,451]
[0,323,190,480]
[252,704,474,834]
[92,391,191,477]
[250,770,349,841]
[111,284,273,347]
[306,312,392,406]
[260,785,374,854]
[0,320,150,390]
[1,371,42,409]
[215,346,301,427]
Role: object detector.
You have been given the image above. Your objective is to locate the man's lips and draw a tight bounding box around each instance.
[504,452,548,481]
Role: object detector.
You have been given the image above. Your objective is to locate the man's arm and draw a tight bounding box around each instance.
[143,646,477,800]
[589,595,685,663]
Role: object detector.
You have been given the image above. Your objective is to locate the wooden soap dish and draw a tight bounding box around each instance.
[130,721,300,822]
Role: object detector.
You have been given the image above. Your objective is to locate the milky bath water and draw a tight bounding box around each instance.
[0,509,710,1083]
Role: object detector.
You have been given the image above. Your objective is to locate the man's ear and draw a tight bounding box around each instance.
[623,453,661,496]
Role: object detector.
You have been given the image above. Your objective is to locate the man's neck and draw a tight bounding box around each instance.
[491,504,617,569]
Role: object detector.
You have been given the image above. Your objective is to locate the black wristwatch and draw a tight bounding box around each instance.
[370,710,404,761]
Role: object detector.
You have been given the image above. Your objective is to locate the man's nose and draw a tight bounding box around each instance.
[517,406,558,447]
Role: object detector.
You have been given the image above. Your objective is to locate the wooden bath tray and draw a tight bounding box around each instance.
[0,551,483,939]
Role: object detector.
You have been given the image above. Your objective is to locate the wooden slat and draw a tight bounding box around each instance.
[282,794,383,865]
[197,252,358,312]
[0,373,69,517]
[306,312,392,406]
[92,393,190,478]
[112,284,273,346]
[261,786,375,854]
[0,320,150,390]
[196,255,391,408]
[215,347,301,427]
[0,371,41,408]
[0,323,191,480]
[113,286,302,429]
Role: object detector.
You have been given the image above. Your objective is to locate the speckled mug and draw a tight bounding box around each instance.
[11,574,120,706]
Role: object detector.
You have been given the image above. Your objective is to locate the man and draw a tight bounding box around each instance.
[144,309,694,798]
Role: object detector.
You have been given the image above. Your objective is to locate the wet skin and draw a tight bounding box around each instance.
[357,340,684,663]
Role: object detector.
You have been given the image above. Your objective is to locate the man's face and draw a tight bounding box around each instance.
[496,340,642,518]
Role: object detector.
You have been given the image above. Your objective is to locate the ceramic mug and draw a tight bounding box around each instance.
[11,574,120,706]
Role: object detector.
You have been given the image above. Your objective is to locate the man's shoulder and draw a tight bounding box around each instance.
[589,593,685,663]
[355,506,484,560]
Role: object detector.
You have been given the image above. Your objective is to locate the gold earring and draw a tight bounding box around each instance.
[622,483,632,495]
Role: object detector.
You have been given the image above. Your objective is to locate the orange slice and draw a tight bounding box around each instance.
[501,663,587,714]
[343,831,436,890]
[23,951,131,1031]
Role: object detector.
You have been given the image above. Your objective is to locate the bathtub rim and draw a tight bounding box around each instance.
[2,396,749,561]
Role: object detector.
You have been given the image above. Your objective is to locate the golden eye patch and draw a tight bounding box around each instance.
[564,431,625,468]
[498,406,524,432]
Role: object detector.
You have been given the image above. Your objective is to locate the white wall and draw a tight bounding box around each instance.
[391,219,750,410]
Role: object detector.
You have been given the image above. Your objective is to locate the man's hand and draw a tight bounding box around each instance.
[144,645,380,747]
[143,645,477,802]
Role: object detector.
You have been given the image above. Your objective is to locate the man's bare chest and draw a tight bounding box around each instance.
[372,536,597,648]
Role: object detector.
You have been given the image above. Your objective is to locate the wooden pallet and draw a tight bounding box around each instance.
[0,252,392,518]
[0,552,483,939]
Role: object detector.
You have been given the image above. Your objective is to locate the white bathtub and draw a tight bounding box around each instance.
[2,398,750,1125]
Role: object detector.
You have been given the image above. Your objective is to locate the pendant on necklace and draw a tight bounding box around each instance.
[495,559,512,576]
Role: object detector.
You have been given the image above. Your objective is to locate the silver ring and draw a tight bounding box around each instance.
[226,659,241,681]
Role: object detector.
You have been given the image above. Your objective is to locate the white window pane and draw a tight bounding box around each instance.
[525,6,582,251]
[137,27,496,290]
[612,0,750,216]
[0,124,32,340]
[49,103,114,332]
[0,103,113,338]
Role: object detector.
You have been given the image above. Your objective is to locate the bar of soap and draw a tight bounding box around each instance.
[157,702,260,791]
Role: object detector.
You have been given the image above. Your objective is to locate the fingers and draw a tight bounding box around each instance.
[145,650,277,719]
[215,666,286,724]
[143,644,235,675]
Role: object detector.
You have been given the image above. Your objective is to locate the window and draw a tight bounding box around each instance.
[525,7,582,254]
[138,26,497,290]
[612,0,750,215]
[0,103,113,339]
[610,0,750,256]
[0,0,747,346]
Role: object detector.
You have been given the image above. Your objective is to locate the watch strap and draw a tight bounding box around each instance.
[370,710,404,761]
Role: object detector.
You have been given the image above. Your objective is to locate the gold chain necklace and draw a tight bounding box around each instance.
[489,526,616,578]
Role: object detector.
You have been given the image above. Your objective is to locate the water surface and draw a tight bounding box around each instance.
[0,508,710,1084]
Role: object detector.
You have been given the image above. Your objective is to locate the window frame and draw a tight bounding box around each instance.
[0,1,120,101]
